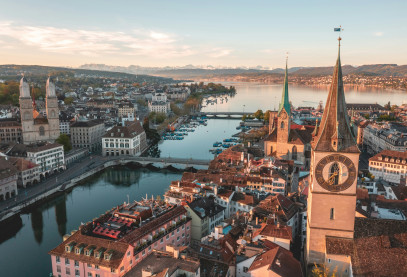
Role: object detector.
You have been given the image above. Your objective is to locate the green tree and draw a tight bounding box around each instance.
[264,110,271,123]
[56,134,72,152]
[64,97,74,105]
[254,109,264,120]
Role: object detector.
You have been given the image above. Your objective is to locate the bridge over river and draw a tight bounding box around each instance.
[195,111,255,118]
[110,156,211,168]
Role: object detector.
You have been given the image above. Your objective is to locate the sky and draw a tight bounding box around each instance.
[0,0,406,68]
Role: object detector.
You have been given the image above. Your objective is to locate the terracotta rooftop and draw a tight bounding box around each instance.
[103,121,144,139]
[248,246,302,276]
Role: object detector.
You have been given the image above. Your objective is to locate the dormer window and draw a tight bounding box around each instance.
[111,133,114,137]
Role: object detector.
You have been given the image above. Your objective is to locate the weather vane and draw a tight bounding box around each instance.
[334,25,344,45]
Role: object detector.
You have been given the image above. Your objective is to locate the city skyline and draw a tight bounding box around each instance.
[0,0,406,68]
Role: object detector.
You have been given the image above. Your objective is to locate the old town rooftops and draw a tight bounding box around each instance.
[102,121,144,139]
[0,157,18,179]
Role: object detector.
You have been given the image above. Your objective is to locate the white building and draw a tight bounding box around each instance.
[148,93,171,114]
[368,150,407,185]
[9,157,40,187]
[363,122,407,155]
[7,142,65,179]
[102,121,147,156]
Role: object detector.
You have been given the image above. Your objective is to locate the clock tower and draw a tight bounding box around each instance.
[277,60,291,144]
[306,38,360,265]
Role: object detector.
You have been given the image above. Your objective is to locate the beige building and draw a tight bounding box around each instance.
[264,64,313,169]
[118,102,135,118]
[369,150,407,185]
[70,120,105,152]
[0,157,18,200]
[19,76,60,144]
[0,119,22,143]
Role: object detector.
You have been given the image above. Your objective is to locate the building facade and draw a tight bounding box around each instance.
[0,119,22,143]
[19,76,60,144]
[117,102,135,118]
[70,120,105,152]
[148,93,171,114]
[102,121,147,157]
[369,150,407,185]
[363,122,407,154]
[0,157,18,200]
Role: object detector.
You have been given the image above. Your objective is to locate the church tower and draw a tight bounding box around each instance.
[306,38,360,265]
[46,77,60,140]
[276,60,291,144]
[20,76,35,144]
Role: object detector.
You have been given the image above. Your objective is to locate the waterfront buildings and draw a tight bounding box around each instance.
[0,118,22,143]
[19,76,60,144]
[7,142,65,178]
[0,157,18,200]
[102,121,147,157]
[70,119,105,152]
[148,92,171,114]
[49,202,192,277]
[8,157,40,187]
[368,150,407,185]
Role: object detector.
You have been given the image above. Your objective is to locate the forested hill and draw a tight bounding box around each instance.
[0,64,177,84]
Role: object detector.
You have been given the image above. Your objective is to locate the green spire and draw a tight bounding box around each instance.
[278,60,291,115]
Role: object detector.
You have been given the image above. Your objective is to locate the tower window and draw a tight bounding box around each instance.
[39,126,45,136]
[329,162,340,185]
[330,208,334,220]
[280,121,285,129]
[292,146,297,160]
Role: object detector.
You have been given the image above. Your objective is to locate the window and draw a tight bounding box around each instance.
[56,256,60,263]
[329,162,340,186]
[66,268,71,275]
[110,268,115,273]
[74,260,79,267]
[75,269,80,277]
[87,263,92,268]
[243,267,249,273]
[280,121,285,129]
[120,266,124,272]
[95,265,99,269]
[330,208,335,220]
[88,273,93,277]
[57,266,61,273]
[65,258,70,265]
[39,126,45,136]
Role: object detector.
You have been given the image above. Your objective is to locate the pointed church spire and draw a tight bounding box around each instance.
[312,37,359,153]
[278,58,291,115]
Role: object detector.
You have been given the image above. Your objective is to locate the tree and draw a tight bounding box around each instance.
[254,109,264,120]
[56,134,72,152]
[311,263,337,277]
[64,97,74,105]
[264,110,271,123]
[384,101,391,110]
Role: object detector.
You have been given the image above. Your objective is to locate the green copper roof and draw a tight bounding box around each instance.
[278,61,290,115]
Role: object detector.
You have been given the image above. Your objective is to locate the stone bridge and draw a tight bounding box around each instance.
[195,111,255,118]
[109,156,211,169]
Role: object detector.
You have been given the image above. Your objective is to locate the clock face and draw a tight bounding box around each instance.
[280,111,287,119]
[314,154,357,192]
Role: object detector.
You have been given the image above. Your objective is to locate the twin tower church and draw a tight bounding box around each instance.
[266,39,360,266]
[19,76,60,144]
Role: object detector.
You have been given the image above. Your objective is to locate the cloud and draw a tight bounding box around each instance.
[261,49,274,54]
[0,21,194,58]
[207,48,232,58]
[374,32,383,37]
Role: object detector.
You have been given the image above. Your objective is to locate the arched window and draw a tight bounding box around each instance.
[280,121,285,129]
[270,146,273,154]
[39,126,45,136]
[329,162,340,186]
[292,146,297,160]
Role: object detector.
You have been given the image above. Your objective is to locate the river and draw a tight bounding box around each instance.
[0,83,404,277]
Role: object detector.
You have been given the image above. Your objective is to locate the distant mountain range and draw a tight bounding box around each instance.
[79,64,407,79]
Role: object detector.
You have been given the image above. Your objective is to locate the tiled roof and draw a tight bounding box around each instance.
[8,142,63,156]
[253,223,292,241]
[326,236,353,255]
[188,197,224,219]
[48,230,130,269]
[8,157,39,171]
[0,157,18,179]
[103,121,144,139]
[249,246,302,276]
[71,119,104,128]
